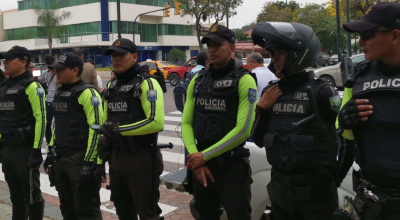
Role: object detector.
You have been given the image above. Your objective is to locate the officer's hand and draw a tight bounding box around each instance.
[101,121,119,136]
[98,136,112,162]
[28,149,43,168]
[79,162,96,181]
[188,152,206,170]
[193,165,214,187]
[43,155,54,174]
[93,163,106,183]
[339,99,373,129]
[257,85,283,109]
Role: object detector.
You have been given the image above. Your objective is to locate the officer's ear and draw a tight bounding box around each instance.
[392,29,400,46]
[229,42,236,56]
[131,53,138,64]
[71,67,80,77]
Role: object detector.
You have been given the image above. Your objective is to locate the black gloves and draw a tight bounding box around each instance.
[98,136,112,162]
[28,149,43,168]
[43,154,54,172]
[101,121,119,136]
[79,162,96,181]
[93,163,106,183]
[338,99,363,130]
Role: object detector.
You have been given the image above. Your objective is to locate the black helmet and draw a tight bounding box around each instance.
[251,22,320,75]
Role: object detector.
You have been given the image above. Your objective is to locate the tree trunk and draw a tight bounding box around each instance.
[195,19,202,52]
[48,35,53,55]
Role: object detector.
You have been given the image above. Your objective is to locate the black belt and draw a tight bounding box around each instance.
[354,171,400,200]
[273,165,335,187]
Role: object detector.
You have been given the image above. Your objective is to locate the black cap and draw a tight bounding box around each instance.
[0,46,31,63]
[49,52,83,71]
[105,38,137,56]
[343,2,400,32]
[201,25,236,44]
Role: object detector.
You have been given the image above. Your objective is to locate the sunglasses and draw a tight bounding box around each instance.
[359,29,393,41]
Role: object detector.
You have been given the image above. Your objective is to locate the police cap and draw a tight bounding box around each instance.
[105,38,137,56]
[49,52,83,72]
[0,46,31,64]
[201,25,236,44]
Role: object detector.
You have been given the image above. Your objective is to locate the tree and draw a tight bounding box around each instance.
[257,2,295,23]
[272,0,300,11]
[175,0,243,51]
[209,0,243,26]
[167,48,187,64]
[34,5,71,55]
[234,30,248,41]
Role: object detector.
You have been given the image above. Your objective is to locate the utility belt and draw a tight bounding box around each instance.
[0,125,34,147]
[49,145,85,159]
[109,133,156,155]
[200,143,250,166]
[273,165,335,188]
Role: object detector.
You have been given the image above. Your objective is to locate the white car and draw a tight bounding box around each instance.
[314,54,366,87]
[190,141,356,220]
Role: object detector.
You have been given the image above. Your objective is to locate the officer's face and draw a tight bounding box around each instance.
[3,58,27,77]
[111,52,138,74]
[358,27,397,61]
[55,67,79,84]
[271,50,288,74]
[206,40,235,68]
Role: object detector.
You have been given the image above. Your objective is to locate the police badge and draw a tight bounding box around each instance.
[91,96,100,107]
[37,88,44,98]
[147,90,157,102]
[329,95,342,112]
[248,88,256,103]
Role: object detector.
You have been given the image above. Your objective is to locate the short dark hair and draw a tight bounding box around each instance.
[196,51,209,66]
[71,47,84,56]
[45,55,55,65]
[249,53,264,64]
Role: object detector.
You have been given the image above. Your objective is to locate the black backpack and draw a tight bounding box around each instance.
[173,69,198,112]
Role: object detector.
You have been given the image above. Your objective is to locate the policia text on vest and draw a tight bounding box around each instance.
[0,46,46,219]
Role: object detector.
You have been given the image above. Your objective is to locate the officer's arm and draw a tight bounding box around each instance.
[78,88,104,162]
[251,86,271,148]
[26,82,46,150]
[181,74,200,154]
[335,87,354,140]
[49,127,55,146]
[118,78,164,135]
[201,75,257,161]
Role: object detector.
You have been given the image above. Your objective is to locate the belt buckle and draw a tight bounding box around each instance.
[363,188,380,202]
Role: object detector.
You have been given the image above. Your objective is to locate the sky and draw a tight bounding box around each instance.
[0,0,329,29]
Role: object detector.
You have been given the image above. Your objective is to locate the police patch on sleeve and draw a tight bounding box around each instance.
[91,96,100,107]
[37,88,44,97]
[248,88,256,103]
[329,95,342,112]
[147,90,157,102]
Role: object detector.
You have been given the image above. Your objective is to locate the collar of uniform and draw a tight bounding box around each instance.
[280,71,308,89]
[115,63,140,81]
[9,71,30,81]
[209,58,235,78]
[59,79,83,90]
[377,60,400,76]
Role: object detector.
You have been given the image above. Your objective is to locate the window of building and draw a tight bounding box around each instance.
[138,23,157,42]
[87,22,100,34]
[77,0,86,5]
[167,25,176,35]
[5,30,14,41]
[68,0,76,7]
[18,2,25,10]
[158,24,166,36]
[39,0,47,8]
[77,23,87,35]
[59,0,69,8]
[69,25,77,37]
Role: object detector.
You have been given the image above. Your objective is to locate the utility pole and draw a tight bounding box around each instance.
[335,0,342,62]
[346,0,352,57]
[117,0,121,39]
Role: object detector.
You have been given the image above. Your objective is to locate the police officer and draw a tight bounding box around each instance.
[0,46,46,219]
[181,25,257,220]
[100,38,165,220]
[338,2,400,219]
[251,22,341,220]
[45,52,104,219]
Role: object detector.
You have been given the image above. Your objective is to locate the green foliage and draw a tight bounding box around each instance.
[234,30,248,41]
[257,2,297,23]
[96,66,114,71]
[167,48,186,64]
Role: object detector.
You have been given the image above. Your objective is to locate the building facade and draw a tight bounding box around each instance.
[0,0,200,67]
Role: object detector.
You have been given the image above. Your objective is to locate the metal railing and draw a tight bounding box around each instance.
[34,32,122,46]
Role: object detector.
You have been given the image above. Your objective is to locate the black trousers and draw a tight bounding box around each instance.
[45,101,53,145]
[109,147,164,220]
[54,151,102,220]
[192,157,252,220]
[0,143,43,220]
[267,169,338,220]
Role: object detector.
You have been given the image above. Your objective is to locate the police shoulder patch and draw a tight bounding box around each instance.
[91,96,100,107]
[37,87,44,97]
[329,95,342,112]
[248,88,256,103]
[147,90,157,102]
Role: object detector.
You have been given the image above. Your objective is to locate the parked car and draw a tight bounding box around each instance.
[189,141,357,220]
[312,52,330,67]
[329,54,339,65]
[139,60,175,79]
[314,53,365,87]
[167,56,197,86]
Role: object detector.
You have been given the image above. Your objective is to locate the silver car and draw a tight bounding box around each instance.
[314,54,366,87]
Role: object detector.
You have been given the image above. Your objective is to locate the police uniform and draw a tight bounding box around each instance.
[251,22,341,220]
[47,52,103,220]
[338,3,400,219]
[0,46,45,220]
[181,25,257,220]
[101,39,165,220]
